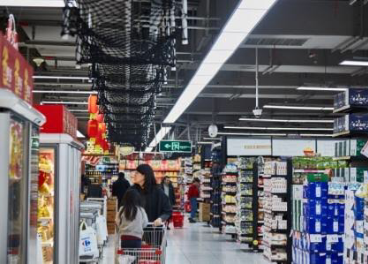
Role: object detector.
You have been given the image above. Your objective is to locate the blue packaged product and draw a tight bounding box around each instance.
[304,216,327,234]
[303,200,328,217]
[354,196,364,220]
[330,238,344,253]
[306,252,326,264]
[327,252,344,264]
[306,235,326,252]
[326,217,340,234]
[303,182,328,200]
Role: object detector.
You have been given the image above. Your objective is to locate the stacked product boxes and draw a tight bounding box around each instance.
[292,174,345,264]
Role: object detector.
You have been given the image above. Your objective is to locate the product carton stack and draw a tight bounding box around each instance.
[344,186,365,264]
[107,197,118,235]
[199,202,211,222]
[292,175,345,264]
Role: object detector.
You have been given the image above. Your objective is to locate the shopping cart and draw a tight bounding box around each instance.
[116,224,167,264]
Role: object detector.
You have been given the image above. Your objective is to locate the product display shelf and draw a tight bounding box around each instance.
[221,164,238,237]
[262,159,292,264]
[233,157,260,250]
[210,147,223,229]
[332,91,368,264]
[292,156,347,264]
[256,162,266,251]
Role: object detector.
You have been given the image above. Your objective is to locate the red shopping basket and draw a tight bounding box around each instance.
[172,212,184,228]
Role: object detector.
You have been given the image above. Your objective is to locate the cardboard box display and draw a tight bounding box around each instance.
[107,211,116,222]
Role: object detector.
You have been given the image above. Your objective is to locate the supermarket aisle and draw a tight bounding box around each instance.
[100,221,268,264]
[166,222,267,264]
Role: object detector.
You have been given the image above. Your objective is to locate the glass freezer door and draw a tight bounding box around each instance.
[7,116,28,264]
[38,148,56,264]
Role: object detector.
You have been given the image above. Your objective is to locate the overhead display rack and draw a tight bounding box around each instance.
[62,0,178,150]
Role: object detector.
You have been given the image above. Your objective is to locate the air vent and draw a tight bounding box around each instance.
[245,38,308,47]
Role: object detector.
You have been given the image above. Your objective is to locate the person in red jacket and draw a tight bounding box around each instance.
[187,178,200,223]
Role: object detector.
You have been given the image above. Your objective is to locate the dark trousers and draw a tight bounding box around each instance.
[121,239,142,249]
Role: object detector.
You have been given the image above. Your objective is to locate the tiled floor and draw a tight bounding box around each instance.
[100,220,268,264]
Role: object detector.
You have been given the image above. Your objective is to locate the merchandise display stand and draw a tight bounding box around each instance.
[262,158,292,263]
[291,157,345,264]
[210,146,223,229]
[333,89,368,264]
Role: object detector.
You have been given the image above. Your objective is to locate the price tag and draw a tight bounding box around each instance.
[327,235,339,243]
[310,234,322,243]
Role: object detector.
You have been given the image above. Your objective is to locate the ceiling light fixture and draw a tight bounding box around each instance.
[33,76,91,80]
[77,130,85,138]
[300,134,333,137]
[218,132,287,136]
[197,142,213,145]
[203,137,221,141]
[33,90,97,94]
[146,127,172,151]
[263,105,334,111]
[69,109,89,112]
[297,86,348,92]
[163,0,278,124]
[40,101,88,105]
[0,0,65,7]
[239,118,334,123]
[224,126,333,131]
[340,60,368,67]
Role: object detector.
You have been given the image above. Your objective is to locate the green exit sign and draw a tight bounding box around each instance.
[159,140,192,153]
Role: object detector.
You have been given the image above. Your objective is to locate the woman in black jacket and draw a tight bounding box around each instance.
[131,164,172,226]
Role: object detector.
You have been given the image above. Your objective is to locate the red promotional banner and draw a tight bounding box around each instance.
[34,105,78,138]
[0,32,33,104]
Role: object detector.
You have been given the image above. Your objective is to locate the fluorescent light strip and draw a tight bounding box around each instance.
[69,109,89,112]
[33,90,97,94]
[263,105,334,111]
[218,132,287,136]
[224,126,333,131]
[77,130,85,138]
[300,134,333,137]
[41,101,88,105]
[218,132,332,137]
[340,60,368,67]
[147,127,172,150]
[163,0,278,124]
[203,137,221,141]
[239,118,334,123]
[33,76,90,80]
[0,0,65,7]
[297,86,348,92]
[197,142,213,145]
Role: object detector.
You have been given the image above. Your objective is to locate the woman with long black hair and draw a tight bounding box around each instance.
[131,164,172,226]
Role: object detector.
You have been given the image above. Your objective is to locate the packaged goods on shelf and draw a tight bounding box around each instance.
[292,156,345,264]
[334,89,368,111]
[334,114,368,134]
[263,158,291,262]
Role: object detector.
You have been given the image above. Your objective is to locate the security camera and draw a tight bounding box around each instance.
[253,108,262,118]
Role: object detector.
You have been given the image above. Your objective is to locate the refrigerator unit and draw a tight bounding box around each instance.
[38,133,84,264]
[0,89,46,264]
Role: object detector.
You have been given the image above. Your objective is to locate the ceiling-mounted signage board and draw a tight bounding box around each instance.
[316,139,345,157]
[159,140,192,153]
[272,138,316,157]
[227,138,272,156]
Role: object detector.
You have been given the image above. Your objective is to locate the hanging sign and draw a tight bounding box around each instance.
[159,140,192,153]
[227,138,272,156]
[0,32,33,104]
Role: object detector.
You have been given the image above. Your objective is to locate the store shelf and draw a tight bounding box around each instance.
[333,105,368,114]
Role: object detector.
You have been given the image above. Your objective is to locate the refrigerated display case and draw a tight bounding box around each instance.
[0,89,46,264]
[38,134,84,264]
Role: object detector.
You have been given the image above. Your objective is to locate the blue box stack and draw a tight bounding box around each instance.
[292,180,345,264]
